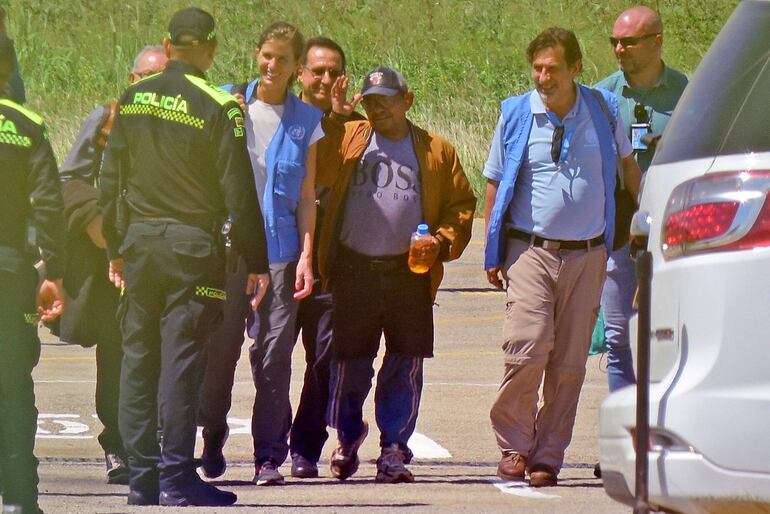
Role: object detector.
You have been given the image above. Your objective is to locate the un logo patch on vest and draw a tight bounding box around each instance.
[288,125,306,140]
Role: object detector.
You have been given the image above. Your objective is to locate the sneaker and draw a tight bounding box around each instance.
[254,460,285,486]
[200,426,229,479]
[291,453,319,478]
[105,453,130,485]
[330,420,369,480]
[375,444,415,484]
[159,479,236,507]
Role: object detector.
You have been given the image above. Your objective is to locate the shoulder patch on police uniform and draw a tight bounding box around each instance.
[0,99,44,126]
[185,75,237,106]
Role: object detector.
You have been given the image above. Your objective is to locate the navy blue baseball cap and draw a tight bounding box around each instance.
[361,66,408,97]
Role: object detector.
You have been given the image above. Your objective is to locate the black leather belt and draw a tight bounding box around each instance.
[506,227,604,250]
[130,214,223,234]
[337,245,408,272]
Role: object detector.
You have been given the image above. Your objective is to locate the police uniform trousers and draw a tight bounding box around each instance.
[0,248,41,511]
[118,222,223,494]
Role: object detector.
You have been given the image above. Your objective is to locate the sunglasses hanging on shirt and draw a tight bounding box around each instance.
[551,125,565,164]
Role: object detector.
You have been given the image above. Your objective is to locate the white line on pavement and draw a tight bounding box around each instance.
[491,478,560,499]
[408,432,452,459]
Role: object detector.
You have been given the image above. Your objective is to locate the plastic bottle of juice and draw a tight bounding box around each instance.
[408,223,433,274]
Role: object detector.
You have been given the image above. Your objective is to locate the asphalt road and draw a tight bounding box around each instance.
[22,219,625,513]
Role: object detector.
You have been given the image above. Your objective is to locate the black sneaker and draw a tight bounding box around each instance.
[159,480,237,507]
[254,460,285,486]
[330,420,369,480]
[105,453,130,485]
[200,426,229,479]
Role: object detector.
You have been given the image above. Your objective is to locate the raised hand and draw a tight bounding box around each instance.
[331,75,362,118]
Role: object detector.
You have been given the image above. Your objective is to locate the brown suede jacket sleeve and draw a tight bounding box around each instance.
[415,126,476,263]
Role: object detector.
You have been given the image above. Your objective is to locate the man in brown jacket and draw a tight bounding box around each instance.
[316,66,476,483]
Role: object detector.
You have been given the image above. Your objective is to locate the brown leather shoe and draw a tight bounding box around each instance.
[497,452,526,481]
[528,463,558,487]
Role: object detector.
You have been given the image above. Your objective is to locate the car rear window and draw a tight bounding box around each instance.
[654,0,770,165]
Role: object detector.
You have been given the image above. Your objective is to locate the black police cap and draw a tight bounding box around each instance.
[167,7,216,46]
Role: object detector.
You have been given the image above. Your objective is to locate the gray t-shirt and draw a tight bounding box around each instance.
[340,132,423,256]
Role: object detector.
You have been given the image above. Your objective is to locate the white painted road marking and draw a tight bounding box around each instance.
[491,478,560,499]
[408,431,452,459]
[37,414,93,440]
[39,414,453,462]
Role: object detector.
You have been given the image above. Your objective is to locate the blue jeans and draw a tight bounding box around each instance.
[601,244,637,392]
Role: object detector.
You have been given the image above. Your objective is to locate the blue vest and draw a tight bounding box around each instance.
[484,84,619,269]
[223,80,323,264]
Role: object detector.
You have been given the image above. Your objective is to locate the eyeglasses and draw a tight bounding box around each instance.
[609,33,660,47]
[551,125,565,164]
[302,65,342,80]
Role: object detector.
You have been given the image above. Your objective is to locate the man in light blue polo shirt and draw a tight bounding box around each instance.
[596,6,688,394]
[484,27,641,487]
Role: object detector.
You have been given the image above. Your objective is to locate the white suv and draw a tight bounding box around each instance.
[598,1,770,512]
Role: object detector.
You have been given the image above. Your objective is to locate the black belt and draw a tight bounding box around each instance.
[506,227,604,250]
[337,246,408,272]
[130,214,223,234]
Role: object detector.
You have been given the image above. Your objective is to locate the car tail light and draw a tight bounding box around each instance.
[661,170,770,259]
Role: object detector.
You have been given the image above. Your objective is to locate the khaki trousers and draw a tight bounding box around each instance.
[490,237,606,472]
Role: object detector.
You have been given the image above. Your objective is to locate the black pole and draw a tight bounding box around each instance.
[633,250,652,514]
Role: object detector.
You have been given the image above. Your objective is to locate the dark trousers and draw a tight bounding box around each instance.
[326,249,433,454]
[94,311,125,457]
[247,262,299,466]
[289,280,333,463]
[198,257,250,432]
[0,255,41,511]
[118,223,223,494]
[199,260,300,466]
[328,353,423,456]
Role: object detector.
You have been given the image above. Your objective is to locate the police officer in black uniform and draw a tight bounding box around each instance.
[0,33,66,514]
[99,7,269,507]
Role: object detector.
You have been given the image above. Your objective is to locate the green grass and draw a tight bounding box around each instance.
[5,0,738,205]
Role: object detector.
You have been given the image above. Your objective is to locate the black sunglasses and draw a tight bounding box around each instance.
[609,33,659,47]
[634,103,649,123]
[551,125,565,164]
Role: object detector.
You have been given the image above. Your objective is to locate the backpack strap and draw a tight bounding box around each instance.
[591,88,616,135]
[591,88,625,189]
[96,100,118,148]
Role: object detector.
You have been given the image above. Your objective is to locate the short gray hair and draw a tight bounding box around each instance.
[132,45,165,73]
